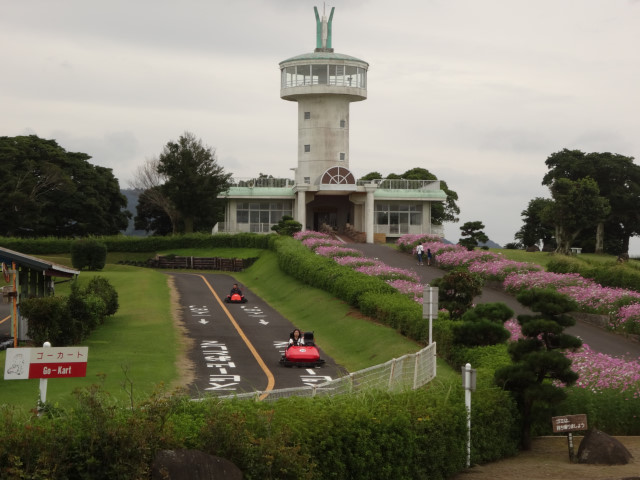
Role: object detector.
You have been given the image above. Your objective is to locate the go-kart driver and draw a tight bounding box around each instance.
[288,328,304,347]
[230,284,243,296]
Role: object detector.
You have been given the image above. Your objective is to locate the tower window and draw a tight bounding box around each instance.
[304,144,311,152]
[340,120,346,128]
[304,112,311,120]
[340,153,346,161]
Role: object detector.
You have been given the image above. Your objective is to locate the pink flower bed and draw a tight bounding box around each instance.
[294,231,333,241]
[396,234,442,249]
[436,249,500,268]
[315,246,362,258]
[615,303,640,329]
[468,259,542,281]
[334,256,384,268]
[302,237,342,250]
[387,279,426,298]
[503,271,595,294]
[557,285,640,314]
[354,265,420,282]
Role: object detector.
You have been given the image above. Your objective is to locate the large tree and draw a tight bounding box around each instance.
[542,149,640,254]
[360,167,460,224]
[459,220,489,251]
[541,177,610,255]
[514,197,555,250]
[154,132,232,234]
[0,135,129,236]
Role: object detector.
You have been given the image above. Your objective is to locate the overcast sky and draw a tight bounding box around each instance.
[2,0,639,249]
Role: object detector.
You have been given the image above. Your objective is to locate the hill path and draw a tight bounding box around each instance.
[346,242,640,360]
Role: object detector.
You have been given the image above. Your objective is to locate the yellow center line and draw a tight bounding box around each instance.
[197,275,275,400]
[0,315,10,325]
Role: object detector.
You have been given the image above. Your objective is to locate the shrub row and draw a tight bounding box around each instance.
[0,382,519,479]
[548,257,640,291]
[20,276,118,346]
[0,233,272,255]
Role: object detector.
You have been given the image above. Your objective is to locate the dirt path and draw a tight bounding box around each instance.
[450,436,640,480]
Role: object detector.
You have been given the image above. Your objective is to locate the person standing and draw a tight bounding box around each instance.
[427,248,432,266]
[416,242,424,265]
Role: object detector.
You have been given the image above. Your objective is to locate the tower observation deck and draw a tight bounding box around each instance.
[279,6,368,186]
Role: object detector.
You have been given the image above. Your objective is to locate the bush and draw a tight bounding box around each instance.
[85,276,119,316]
[21,296,70,346]
[71,238,107,270]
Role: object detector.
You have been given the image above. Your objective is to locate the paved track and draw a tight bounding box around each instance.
[347,242,640,360]
[169,273,343,397]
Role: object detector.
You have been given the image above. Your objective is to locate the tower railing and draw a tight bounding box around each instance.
[356,179,441,190]
[229,177,296,188]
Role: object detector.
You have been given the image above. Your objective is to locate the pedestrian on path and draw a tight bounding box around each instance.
[416,243,424,265]
[427,248,432,266]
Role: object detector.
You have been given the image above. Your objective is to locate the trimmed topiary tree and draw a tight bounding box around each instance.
[71,239,107,270]
[431,269,484,319]
[494,288,582,450]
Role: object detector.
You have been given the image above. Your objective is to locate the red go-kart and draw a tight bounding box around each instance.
[225,292,247,303]
[280,331,325,368]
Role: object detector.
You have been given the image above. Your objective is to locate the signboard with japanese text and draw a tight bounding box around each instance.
[4,347,89,380]
[551,414,587,433]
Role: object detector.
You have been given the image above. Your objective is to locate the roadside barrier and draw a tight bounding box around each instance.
[219,342,437,402]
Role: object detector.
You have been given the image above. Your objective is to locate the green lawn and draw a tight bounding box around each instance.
[2,250,453,410]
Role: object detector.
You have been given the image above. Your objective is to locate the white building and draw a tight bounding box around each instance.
[219,7,446,243]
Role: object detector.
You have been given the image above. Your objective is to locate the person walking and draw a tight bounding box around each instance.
[416,242,424,265]
[426,248,432,266]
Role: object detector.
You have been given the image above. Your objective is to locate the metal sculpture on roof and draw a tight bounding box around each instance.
[314,6,335,52]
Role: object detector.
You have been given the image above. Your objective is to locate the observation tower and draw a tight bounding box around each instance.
[279,7,369,232]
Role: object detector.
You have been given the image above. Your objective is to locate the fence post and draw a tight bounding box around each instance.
[388,358,397,390]
[413,350,420,389]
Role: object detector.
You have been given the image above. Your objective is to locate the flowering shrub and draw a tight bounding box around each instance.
[386,280,426,300]
[334,256,383,268]
[614,303,640,333]
[557,285,640,314]
[355,265,420,282]
[395,234,442,251]
[503,271,595,294]
[436,249,500,269]
[315,246,363,258]
[293,231,333,241]
[565,344,640,396]
[468,260,542,282]
[302,237,342,251]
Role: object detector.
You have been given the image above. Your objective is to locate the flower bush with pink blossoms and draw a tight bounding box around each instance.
[395,234,442,250]
[468,259,542,282]
[386,279,426,302]
[614,303,640,333]
[354,264,420,282]
[334,256,384,268]
[556,285,640,314]
[436,249,500,269]
[294,231,333,241]
[302,237,342,251]
[315,245,363,258]
[503,271,596,294]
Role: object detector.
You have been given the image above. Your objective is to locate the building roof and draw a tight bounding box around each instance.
[0,247,80,278]
[280,51,369,66]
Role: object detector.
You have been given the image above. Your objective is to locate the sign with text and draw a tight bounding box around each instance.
[551,414,587,433]
[4,347,89,380]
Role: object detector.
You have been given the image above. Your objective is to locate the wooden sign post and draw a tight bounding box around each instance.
[551,414,588,462]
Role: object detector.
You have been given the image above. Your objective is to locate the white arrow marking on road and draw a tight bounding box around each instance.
[259,319,269,325]
[199,319,209,325]
[306,369,317,375]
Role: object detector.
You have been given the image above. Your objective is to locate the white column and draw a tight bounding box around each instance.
[364,184,377,244]
[296,188,308,231]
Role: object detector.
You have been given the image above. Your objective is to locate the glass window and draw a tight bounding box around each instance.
[340,119,346,128]
[237,211,249,223]
[250,211,260,223]
[410,212,422,225]
[314,64,328,85]
[329,65,345,86]
[376,212,388,225]
[304,112,310,120]
[304,145,310,152]
[345,66,357,87]
[340,153,345,161]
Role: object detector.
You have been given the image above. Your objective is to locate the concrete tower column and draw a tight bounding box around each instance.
[296,186,309,231]
[364,184,377,244]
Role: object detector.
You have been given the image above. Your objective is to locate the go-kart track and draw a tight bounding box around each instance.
[169,273,344,398]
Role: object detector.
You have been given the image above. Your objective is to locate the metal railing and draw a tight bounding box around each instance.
[356,179,441,190]
[229,178,295,188]
[218,343,437,402]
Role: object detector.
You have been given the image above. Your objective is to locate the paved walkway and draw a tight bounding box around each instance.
[347,242,640,360]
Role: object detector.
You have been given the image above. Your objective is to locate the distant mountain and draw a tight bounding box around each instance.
[121,189,148,236]
[445,238,502,249]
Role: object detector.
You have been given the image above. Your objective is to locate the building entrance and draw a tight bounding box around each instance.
[313,209,338,232]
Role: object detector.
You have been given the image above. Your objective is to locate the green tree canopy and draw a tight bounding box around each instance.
[360,167,460,224]
[541,177,610,255]
[542,148,640,253]
[458,220,489,251]
[154,132,232,234]
[514,197,555,250]
[0,135,129,236]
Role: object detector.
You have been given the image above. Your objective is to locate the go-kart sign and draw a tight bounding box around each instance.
[4,347,89,380]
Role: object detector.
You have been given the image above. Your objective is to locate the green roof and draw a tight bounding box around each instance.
[280,52,368,66]
[223,187,296,198]
[374,189,447,200]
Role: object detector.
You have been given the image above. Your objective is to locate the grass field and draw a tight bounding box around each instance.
[1,249,445,411]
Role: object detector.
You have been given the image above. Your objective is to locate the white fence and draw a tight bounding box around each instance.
[219,343,437,402]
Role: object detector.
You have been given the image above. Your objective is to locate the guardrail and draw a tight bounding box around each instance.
[217,342,437,402]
